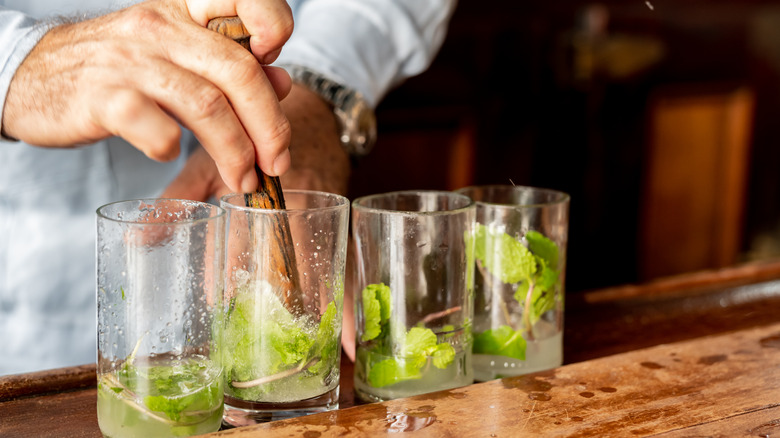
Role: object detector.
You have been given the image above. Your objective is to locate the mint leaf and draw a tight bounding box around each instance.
[361,283,391,342]
[361,289,382,342]
[473,325,526,360]
[111,358,221,424]
[144,393,192,422]
[367,358,422,388]
[309,300,340,374]
[526,230,559,269]
[360,284,460,388]
[472,225,562,333]
[431,343,456,369]
[473,224,536,284]
[402,327,438,357]
[534,258,559,292]
[223,281,321,397]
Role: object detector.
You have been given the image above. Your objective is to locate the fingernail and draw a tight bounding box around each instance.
[240,171,259,193]
[272,149,291,176]
[259,47,283,65]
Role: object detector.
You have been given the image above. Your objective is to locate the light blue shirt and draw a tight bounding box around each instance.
[0,0,456,375]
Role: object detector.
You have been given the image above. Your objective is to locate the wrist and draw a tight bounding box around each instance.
[279,65,377,161]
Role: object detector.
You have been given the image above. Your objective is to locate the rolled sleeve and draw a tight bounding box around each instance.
[0,8,52,140]
[279,0,457,107]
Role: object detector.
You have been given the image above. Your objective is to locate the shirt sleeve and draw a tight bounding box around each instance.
[278,0,458,108]
[0,8,54,140]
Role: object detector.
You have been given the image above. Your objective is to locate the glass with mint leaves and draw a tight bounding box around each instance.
[456,185,569,381]
[96,199,226,438]
[220,190,349,425]
[352,190,476,402]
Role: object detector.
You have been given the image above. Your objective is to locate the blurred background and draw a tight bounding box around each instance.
[346,0,780,294]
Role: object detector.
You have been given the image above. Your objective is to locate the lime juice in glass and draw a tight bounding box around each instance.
[97,356,223,438]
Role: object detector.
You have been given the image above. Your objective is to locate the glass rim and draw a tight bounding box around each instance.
[220,189,350,214]
[456,184,570,208]
[96,198,225,225]
[351,189,475,216]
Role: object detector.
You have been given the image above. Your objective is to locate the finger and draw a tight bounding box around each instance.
[186,0,293,56]
[96,87,182,162]
[168,27,292,177]
[133,57,260,193]
[263,65,292,100]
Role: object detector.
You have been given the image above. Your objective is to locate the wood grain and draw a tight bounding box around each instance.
[3,268,779,437]
[204,322,780,437]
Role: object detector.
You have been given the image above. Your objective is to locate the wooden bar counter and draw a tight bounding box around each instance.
[2,260,780,437]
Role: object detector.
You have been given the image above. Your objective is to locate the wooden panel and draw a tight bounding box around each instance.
[640,85,754,280]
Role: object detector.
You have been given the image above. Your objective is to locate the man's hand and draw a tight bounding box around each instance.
[2,0,293,193]
[162,82,356,359]
[162,83,351,200]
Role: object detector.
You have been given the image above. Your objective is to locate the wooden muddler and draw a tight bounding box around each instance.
[208,16,304,317]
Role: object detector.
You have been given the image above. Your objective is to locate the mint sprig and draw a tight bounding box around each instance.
[469,224,561,355]
[223,279,342,399]
[473,325,526,361]
[361,283,391,342]
[113,358,221,423]
[360,284,458,388]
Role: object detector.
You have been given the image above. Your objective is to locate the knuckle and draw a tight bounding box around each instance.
[118,6,167,36]
[266,15,294,43]
[145,133,180,162]
[218,142,256,174]
[191,84,227,119]
[153,129,182,160]
[105,89,144,124]
[264,116,292,153]
[224,52,265,88]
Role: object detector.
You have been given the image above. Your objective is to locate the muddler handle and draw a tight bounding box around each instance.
[208,16,304,317]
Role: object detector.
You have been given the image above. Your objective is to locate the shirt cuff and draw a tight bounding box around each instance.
[0,10,56,142]
[276,0,456,108]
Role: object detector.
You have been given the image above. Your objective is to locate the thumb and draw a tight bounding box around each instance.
[161,146,229,202]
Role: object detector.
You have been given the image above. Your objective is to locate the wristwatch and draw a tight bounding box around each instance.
[282,65,377,158]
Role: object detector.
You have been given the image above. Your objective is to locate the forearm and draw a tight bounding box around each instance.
[279,83,350,196]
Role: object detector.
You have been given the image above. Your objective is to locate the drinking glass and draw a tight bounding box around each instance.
[456,185,570,381]
[220,190,349,425]
[96,199,226,438]
[352,190,475,402]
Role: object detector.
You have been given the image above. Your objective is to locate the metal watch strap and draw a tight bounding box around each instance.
[282,65,377,158]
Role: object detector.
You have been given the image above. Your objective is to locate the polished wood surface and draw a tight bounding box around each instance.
[2,261,779,437]
[207,322,780,436]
